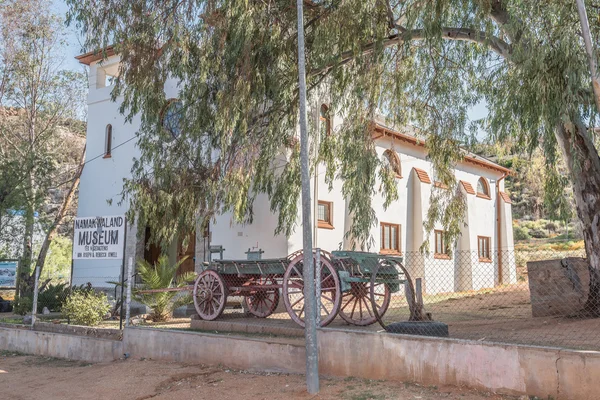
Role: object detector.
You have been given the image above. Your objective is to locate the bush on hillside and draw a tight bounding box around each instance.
[529,229,548,239]
[513,226,530,241]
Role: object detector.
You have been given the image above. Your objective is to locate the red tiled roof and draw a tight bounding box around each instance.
[499,191,512,204]
[372,123,512,175]
[459,180,475,195]
[75,46,116,65]
[413,168,431,184]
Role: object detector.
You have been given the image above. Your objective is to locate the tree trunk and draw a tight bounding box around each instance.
[33,145,86,279]
[555,116,600,315]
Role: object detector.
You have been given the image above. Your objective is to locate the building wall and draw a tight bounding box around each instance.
[75,55,515,293]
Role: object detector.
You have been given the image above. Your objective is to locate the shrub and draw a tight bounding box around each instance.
[135,255,193,322]
[513,226,530,241]
[38,283,69,312]
[12,296,32,316]
[11,283,69,315]
[62,290,110,326]
[529,229,548,239]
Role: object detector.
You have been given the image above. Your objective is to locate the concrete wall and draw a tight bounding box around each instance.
[0,325,123,363]
[2,324,599,399]
[123,327,305,373]
[318,329,599,400]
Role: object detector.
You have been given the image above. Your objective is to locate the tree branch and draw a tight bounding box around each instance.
[311,27,510,76]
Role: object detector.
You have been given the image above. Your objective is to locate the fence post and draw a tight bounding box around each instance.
[125,257,133,327]
[315,249,321,326]
[31,266,40,329]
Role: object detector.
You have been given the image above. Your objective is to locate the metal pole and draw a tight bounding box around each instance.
[315,249,321,327]
[31,266,40,329]
[119,221,128,330]
[125,257,133,327]
[296,0,319,393]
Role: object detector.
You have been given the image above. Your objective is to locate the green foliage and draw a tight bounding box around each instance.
[37,282,69,312]
[513,226,530,241]
[41,237,73,283]
[65,0,600,252]
[12,295,32,316]
[1,1,87,283]
[11,282,69,315]
[135,255,193,322]
[62,290,110,326]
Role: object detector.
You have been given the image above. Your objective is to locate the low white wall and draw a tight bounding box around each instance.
[1,324,599,399]
[0,326,123,363]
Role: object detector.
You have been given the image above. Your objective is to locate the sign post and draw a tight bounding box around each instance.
[72,215,127,328]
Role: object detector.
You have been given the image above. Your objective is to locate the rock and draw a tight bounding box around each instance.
[42,307,50,315]
[22,315,32,324]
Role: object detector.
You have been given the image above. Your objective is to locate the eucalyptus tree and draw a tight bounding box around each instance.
[67,0,600,313]
[1,0,87,293]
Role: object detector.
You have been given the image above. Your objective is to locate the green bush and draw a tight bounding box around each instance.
[62,290,111,326]
[38,283,69,312]
[513,226,530,241]
[12,296,33,316]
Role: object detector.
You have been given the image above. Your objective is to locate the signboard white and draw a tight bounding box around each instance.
[72,215,126,260]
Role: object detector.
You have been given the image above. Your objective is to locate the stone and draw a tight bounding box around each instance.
[22,315,32,324]
[42,307,50,315]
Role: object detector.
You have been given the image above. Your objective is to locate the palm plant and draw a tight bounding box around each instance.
[135,255,194,322]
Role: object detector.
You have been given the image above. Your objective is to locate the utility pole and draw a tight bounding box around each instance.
[296,0,319,394]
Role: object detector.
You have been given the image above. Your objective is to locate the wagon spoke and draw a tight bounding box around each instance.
[299,304,305,318]
[321,294,334,303]
[321,302,330,315]
[361,297,373,317]
[359,296,363,320]
[290,295,304,308]
[350,297,358,318]
[341,298,354,312]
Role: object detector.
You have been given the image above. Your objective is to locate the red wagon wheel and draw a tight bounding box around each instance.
[282,251,341,327]
[339,281,391,326]
[244,276,280,318]
[193,270,228,320]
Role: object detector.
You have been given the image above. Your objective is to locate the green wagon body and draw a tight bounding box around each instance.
[331,251,404,293]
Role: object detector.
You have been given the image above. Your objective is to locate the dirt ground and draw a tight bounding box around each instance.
[0,352,516,400]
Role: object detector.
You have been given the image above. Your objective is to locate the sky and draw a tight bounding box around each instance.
[52,0,489,124]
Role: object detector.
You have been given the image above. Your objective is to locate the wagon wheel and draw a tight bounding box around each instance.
[243,276,280,318]
[282,251,341,327]
[339,280,391,326]
[193,270,228,320]
[369,259,415,330]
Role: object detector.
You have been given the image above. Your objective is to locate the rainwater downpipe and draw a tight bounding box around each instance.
[496,172,509,285]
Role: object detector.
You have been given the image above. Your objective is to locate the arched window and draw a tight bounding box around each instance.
[382,149,402,177]
[477,177,490,198]
[320,104,331,136]
[104,124,112,158]
[161,99,183,140]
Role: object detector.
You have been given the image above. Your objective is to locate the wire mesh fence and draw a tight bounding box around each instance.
[4,247,599,352]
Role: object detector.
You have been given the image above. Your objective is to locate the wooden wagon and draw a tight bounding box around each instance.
[191,249,413,327]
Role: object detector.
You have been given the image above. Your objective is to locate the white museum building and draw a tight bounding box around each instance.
[72,49,516,295]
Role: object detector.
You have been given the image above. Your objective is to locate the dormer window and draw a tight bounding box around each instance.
[382,149,402,178]
[103,124,112,158]
[477,177,491,199]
